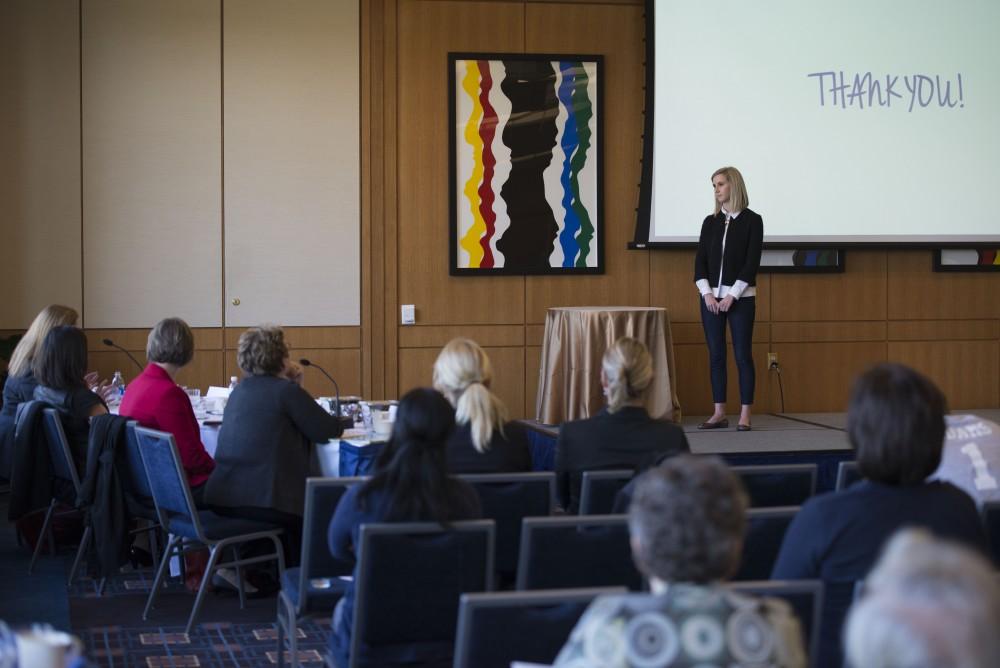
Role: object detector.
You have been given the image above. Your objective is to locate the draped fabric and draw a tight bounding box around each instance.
[535,307,680,424]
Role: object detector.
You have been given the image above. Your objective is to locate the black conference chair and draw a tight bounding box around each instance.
[135,426,286,635]
[349,520,495,668]
[277,477,365,668]
[732,464,817,507]
[835,461,862,491]
[516,515,643,591]
[459,472,554,583]
[732,506,799,581]
[453,587,626,668]
[578,469,633,515]
[980,501,1000,568]
[121,421,162,573]
[729,579,824,667]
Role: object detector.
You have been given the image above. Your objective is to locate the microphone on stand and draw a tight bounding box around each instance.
[300,358,352,430]
[102,338,144,373]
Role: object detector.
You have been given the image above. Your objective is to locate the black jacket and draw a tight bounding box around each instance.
[78,414,132,577]
[446,421,532,474]
[693,208,764,290]
[555,406,690,512]
[8,400,55,521]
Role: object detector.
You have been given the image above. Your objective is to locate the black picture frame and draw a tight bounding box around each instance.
[933,249,1000,272]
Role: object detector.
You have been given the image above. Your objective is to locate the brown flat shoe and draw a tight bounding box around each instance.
[737,423,752,432]
[698,419,729,430]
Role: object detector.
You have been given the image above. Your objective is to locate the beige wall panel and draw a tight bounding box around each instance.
[224,0,360,327]
[771,251,887,322]
[85,327,223,352]
[888,320,999,342]
[525,2,648,323]
[888,341,999,410]
[887,252,1000,320]
[398,345,524,416]
[288,348,363,399]
[771,321,887,343]
[82,0,222,328]
[770,342,887,412]
[398,325,524,349]
[396,0,525,325]
[0,0,82,328]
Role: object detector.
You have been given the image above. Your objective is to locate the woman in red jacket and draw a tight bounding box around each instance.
[119,317,215,502]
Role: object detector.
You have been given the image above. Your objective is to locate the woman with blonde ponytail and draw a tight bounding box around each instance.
[433,338,531,473]
[554,337,689,513]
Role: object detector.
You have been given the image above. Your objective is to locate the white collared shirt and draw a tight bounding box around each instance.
[695,207,756,300]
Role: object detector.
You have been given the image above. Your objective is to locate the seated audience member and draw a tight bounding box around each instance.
[433,337,531,473]
[32,326,108,466]
[204,325,344,565]
[118,317,215,502]
[845,529,1000,668]
[931,414,1000,508]
[327,387,482,668]
[1,305,80,477]
[555,337,689,512]
[554,455,806,668]
[771,363,988,668]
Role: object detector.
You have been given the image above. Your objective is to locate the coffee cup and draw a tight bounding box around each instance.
[16,628,82,668]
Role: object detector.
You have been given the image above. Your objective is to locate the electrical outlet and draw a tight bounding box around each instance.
[767,352,779,368]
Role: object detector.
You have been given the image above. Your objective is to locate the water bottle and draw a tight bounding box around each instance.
[110,371,125,404]
[228,376,239,392]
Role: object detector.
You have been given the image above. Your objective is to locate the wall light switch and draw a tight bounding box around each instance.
[401,304,416,325]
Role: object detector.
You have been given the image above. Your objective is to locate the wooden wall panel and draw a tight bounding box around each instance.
[771,251,887,322]
[0,0,82,329]
[287,348,363,398]
[888,341,999,409]
[888,252,1000,320]
[396,0,525,326]
[524,2,648,323]
[81,0,222,328]
[398,345,525,417]
[769,342,887,412]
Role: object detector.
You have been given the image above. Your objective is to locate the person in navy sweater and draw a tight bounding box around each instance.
[771,363,988,668]
[327,387,481,668]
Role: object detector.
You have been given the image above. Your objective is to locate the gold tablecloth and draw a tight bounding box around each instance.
[535,306,681,424]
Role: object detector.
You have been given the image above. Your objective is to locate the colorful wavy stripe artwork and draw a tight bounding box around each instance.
[454,57,600,273]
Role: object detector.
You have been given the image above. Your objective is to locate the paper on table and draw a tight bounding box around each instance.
[206,386,231,398]
[510,663,552,668]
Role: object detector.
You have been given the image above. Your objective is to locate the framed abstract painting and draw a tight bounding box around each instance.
[449,53,604,275]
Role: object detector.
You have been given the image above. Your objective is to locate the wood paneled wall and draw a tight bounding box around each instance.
[368,0,1000,418]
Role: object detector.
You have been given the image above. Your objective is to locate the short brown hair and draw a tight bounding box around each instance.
[628,455,748,583]
[146,317,194,366]
[848,363,946,485]
[237,325,288,377]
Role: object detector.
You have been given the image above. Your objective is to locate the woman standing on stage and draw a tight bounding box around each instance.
[694,166,763,431]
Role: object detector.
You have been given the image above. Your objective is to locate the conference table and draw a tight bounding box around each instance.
[535,306,681,425]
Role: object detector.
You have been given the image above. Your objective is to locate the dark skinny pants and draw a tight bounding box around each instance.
[700,296,756,405]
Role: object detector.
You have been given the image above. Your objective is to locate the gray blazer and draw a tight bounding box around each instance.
[204,375,343,516]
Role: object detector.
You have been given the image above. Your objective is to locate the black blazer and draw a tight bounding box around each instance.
[555,406,690,512]
[693,208,764,290]
[446,420,532,474]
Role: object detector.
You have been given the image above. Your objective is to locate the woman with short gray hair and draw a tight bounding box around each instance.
[120,317,215,497]
[203,324,343,568]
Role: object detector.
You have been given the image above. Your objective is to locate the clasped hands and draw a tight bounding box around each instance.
[703,294,736,314]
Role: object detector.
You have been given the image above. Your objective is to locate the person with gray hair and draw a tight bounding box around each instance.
[554,337,688,513]
[554,455,806,667]
[845,528,1000,668]
[119,317,215,497]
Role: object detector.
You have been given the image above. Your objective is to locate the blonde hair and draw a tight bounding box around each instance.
[7,304,79,377]
[711,166,749,215]
[433,338,508,453]
[602,337,653,413]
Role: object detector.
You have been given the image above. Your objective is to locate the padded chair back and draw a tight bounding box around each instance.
[122,421,155,501]
[134,426,199,529]
[981,501,1000,568]
[732,506,799,581]
[453,587,625,668]
[517,515,642,591]
[41,409,81,490]
[579,469,633,515]
[835,461,862,491]
[298,477,365,607]
[459,472,554,575]
[732,464,817,507]
[729,579,823,666]
[351,521,494,666]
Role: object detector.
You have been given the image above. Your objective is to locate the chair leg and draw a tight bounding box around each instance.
[143,534,179,621]
[68,525,92,587]
[235,546,247,610]
[276,596,287,668]
[185,545,221,636]
[96,577,107,596]
[29,500,57,575]
[149,525,160,574]
[289,606,300,668]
